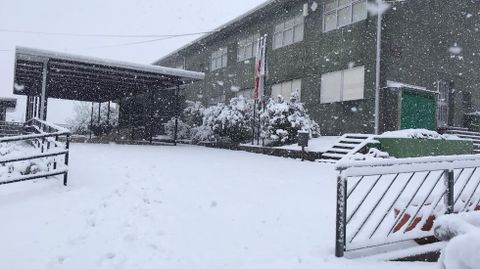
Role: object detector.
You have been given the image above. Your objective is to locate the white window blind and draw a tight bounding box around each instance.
[321,66,365,103]
[271,79,302,99]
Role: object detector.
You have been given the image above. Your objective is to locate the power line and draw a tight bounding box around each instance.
[0,28,214,38]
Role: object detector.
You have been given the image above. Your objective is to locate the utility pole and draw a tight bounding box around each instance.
[374,0,398,134]
[374,0,382,135]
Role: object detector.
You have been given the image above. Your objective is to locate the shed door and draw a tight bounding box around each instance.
[400,90,436,130]
[436,80,450,128]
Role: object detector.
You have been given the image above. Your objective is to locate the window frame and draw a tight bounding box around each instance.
[237,34,260,62]
[323,0,367,32]
[210,47,228,71]
[320,66,365,104]
[271,79,302,100]
[273,15,305,49]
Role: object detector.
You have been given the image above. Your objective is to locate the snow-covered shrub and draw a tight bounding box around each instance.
[163,101,206,141]
[259,94,320,146]
[191,125,216,143]
[183,101,205,128]
[163,118,191,140]
[203,96,253,143]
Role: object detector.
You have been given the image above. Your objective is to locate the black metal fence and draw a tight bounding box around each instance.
[335,155,480,258]
[0,118,70,186]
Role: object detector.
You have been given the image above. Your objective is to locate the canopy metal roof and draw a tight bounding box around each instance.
[13,46,205,102]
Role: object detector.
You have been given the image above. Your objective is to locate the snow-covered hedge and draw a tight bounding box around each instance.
[203,96,253,143]
[164,95,320,146]
[260,95,320,145]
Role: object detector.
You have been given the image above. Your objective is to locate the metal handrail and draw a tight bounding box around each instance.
[0,118,71,186]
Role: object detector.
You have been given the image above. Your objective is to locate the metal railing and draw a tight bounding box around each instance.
[335,155,480,258]
[0,121,24,137]
[0,118,71,186]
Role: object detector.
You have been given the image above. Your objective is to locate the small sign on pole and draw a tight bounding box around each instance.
[298,131,309,161]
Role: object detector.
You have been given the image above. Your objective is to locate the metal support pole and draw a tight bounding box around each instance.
[40,60,48,121]
[149,90,155,144]
[335,173,347,257]
[374,1,383,135]
[173,85,180,146]
[33,97,38,118]
[63,134,70,186]
[444,169,455,214]
[90,102,94,139]
[107,101,111,125]
[97,102,101,124]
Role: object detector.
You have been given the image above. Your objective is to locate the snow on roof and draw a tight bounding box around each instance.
[16,46,205,81]
[386,80,438,94]
[153,0,279,65]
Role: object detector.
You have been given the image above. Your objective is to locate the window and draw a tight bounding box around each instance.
[323,0,367,32]
[273,15,304,49]
[210,47,228,71]
[271,79,302,99]
[320,66,365,103]
[238,34,260,62]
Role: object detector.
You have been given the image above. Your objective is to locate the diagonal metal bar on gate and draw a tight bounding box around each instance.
[401,171,445,234]
[368,172,416,239]
[349,173,400,243]
[347,175,382,224]
[386,171,432,237]
[347,176,364,199]
[454,168,478,207]
[424,168,465,221]
[460,174,480,212]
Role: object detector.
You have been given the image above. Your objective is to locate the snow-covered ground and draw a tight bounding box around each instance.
[0,143,435,269]
[277,136,340,152]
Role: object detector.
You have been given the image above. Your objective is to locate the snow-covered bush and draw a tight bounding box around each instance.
[191,125,215,143]
[203,96,253,143]
[183,101,205,128]
[259,94,320,146]
[163,118,191,140]
[163,101,205,141]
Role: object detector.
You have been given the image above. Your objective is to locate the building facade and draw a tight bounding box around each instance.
[155,0,480,135]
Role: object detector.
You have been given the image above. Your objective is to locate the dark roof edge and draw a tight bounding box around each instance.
[152,0,281,65]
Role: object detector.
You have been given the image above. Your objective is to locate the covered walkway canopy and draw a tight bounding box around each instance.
[13,46,204,121]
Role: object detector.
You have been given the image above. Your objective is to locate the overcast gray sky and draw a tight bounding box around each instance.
[0,0,267,123]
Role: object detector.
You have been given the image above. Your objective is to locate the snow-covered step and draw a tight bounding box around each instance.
[320,134,375,163]
[328,148,351,153]
[445,128,480,136]
[322,153,347,159]
[446,126,469,131]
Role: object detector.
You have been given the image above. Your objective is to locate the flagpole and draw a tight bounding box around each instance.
[252,99,256,145]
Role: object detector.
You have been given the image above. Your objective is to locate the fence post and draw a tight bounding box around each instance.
[444,169,455,214]
[335,172,347,257]
[63,134,70,186]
